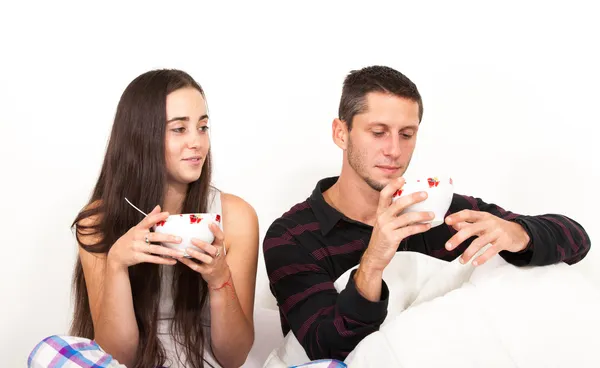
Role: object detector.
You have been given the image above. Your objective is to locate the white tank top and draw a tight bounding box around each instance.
[157,187,223,368]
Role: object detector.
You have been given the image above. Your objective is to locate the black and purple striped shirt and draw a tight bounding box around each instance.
[263,176,591,361]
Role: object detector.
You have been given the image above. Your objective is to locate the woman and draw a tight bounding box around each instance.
[67,69,258,367]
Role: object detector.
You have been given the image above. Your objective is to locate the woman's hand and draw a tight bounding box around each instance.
[178,223,231,288]
[107,205,186,269]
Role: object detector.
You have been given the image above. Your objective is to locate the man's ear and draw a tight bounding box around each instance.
[332,118,349,149]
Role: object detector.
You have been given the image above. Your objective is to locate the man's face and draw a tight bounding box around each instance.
[346,92,420,191]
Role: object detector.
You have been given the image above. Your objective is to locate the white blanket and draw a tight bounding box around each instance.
[264,246,600,368]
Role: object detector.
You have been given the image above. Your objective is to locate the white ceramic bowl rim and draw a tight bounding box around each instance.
[402,176,453,183]
[164,213,219,216]
[154,213,221,227]
[393,176,454,198]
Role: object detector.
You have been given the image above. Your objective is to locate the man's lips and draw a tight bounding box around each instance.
[377,165,401,172]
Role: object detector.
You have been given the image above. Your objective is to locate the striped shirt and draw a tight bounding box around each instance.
[263,176,591,361]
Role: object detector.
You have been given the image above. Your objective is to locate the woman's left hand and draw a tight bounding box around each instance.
[179,223,230,288]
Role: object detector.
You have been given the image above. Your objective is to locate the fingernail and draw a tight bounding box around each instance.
[420,192,427,198]
[459,257,465,264]
[445,242,452,250]
[472,260,478,266]
[429,212,435,217]
[175,236,182,242]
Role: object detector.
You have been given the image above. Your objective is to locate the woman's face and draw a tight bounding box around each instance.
[164,87,210,186]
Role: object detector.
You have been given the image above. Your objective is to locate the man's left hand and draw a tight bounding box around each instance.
[444,210,531,266]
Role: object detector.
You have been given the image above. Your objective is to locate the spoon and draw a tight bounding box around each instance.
[125,197,148,217]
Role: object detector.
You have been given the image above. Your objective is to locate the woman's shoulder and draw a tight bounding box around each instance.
[219,192,257,222]
[218,192,258,254]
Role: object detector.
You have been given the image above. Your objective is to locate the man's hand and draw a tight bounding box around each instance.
[362,178,434,272]
[355,177,434,301]
[445,210,531,266]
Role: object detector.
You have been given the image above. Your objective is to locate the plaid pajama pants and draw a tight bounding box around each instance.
[28,335,347,368]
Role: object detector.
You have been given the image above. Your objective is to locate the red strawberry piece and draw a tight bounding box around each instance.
[394,189,403,197]
[156,220,166,227]
[216,214,221,222]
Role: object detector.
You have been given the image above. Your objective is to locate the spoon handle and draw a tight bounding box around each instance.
[125,197,148,217]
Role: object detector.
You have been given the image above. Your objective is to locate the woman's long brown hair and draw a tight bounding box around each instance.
[70,69,214,368]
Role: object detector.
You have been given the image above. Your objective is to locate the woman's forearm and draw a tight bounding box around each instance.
[209,271,254,367]
[94,258,140,366]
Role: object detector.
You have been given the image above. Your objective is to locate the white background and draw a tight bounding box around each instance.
[1,1,599,366]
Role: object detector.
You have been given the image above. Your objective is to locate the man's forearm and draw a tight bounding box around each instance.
[354,261,384,302]
[452,195,591,266]
[513,214,591,266]
[264,225,390,361]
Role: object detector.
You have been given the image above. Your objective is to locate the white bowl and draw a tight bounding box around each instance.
[392,176,454,227]
[152,213,221,257]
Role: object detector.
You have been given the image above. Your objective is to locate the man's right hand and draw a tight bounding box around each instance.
[354,177,434,301]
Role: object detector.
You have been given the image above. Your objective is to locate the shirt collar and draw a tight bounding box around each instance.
[308,176,345,236]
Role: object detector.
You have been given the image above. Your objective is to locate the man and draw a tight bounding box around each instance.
[263,65,591,361]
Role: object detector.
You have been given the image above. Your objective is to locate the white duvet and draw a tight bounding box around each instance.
[264,246,600,368]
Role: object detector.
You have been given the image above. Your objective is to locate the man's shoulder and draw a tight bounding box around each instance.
[263,198,323,265]
[266,198,316,234]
